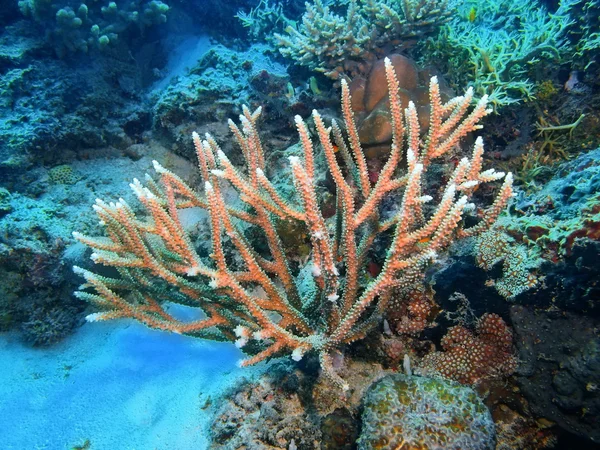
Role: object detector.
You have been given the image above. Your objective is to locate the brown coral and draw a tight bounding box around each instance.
[418,313,517,385]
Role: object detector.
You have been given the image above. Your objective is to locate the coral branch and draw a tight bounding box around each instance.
[74,57,511,390]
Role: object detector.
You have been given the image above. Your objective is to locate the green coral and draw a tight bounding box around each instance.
[0,188,13,216]
[567,0,600,70]
[236,0,292,41]
[358,374,495,449]
[422,0,577,109]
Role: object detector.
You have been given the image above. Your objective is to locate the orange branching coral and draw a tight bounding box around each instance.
[73,58,512,390]
[418,313,517,385]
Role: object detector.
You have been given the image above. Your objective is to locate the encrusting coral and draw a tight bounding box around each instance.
[73,57,513,390]
[358,374,496,449]
[417,313,518,385]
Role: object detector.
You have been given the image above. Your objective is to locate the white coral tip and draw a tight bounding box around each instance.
[234,325,248,338]
[291,347,304,362]
[217,150,228,162]
[85,313,104,323]
[311,264,321,277]
[186,266,200,276]
[253,330,265,340]
[142,188,155,199]
[459,180,479,190]
[235,338,248,348]
[152,160,165,173]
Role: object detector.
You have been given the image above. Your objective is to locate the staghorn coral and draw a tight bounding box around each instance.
[422,0,577,108]
[235,0,292,42]
[73,58,512,390]
[274,0,450,80]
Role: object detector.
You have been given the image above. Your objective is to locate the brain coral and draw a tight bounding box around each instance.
[358,374,495,450]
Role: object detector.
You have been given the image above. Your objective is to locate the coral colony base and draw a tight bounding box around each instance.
[73,58,513,391]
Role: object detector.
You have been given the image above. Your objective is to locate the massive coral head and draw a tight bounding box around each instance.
[73,57,513,390]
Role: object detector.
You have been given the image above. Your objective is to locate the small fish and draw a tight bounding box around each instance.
[468,6,476,22]
[309,76,321,95]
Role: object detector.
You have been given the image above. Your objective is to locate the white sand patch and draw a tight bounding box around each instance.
[0,320,249,449]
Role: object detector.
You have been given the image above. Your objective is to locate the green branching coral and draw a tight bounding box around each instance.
[422,0,577,109]
[235,0,292,41]
[18,0,169,57]
[274,0,450,79]
[571,0,600,70]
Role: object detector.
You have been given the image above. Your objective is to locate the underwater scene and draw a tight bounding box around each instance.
[1,0,600,448]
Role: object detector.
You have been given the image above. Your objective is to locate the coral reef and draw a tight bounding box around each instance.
[73,59,512,390]
[0,140,176,344]
[422,0,576,108]
[152,43,297,157]
[18,0,169,58]
[275,0,451,80]
[209,358,383,449]
[0,30,153,174]
[358,374,496,449]
[210,365,322,449]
